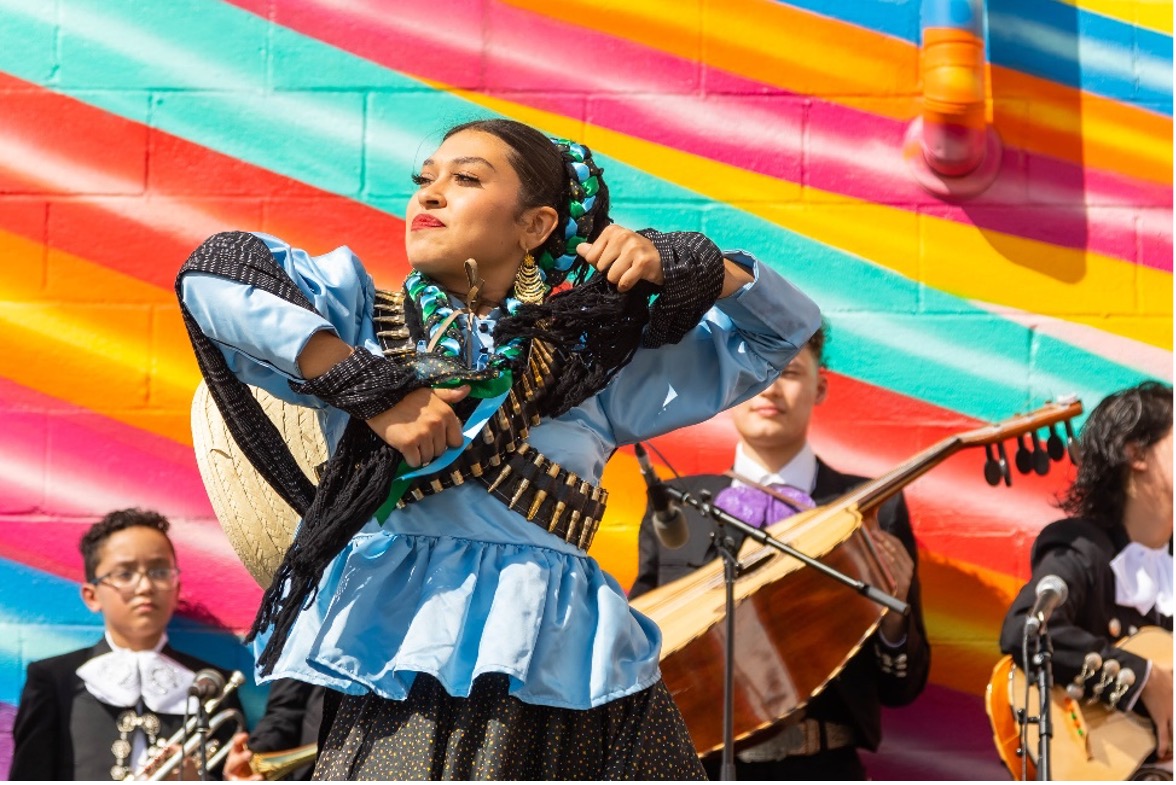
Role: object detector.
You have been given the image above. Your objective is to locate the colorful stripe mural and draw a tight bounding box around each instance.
[0,0,1169,779]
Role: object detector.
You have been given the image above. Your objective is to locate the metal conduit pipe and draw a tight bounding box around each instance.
[904,0,1002,198]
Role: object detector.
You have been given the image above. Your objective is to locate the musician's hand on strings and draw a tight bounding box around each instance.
[869,524,914,642]
[1140,665,1173,761]
[223,731,264,781]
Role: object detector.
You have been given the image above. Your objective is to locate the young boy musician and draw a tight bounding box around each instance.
[9,508,242,780]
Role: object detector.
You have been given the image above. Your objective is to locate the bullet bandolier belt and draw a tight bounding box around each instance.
[373,289,608,551]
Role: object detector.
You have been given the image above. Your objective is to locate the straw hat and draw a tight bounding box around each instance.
[190,381,327,588]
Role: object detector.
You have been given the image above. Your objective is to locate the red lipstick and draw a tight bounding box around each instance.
[412,214,445,230]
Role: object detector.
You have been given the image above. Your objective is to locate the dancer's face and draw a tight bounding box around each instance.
[406,130,556,300]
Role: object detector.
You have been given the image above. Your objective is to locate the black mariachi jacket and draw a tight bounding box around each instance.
[1000,517,1174,713]
[9,640,242,781]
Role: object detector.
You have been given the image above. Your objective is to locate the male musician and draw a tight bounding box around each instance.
[999,382,1173,766]
[630,325,930,779]
[8,508,242,780]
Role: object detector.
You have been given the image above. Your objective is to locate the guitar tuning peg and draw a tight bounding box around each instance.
[983,444,1002,486]
[1089,659,1120,704]
[1030,431,1050,476]
[1046,423,1066,462]
[1073,651,1101,687]
[1015,434,1034,475]
[1067,651,1102,699]
[996,441,1012,487]
[1064,420,1082,466]
[1108,667,1136,707]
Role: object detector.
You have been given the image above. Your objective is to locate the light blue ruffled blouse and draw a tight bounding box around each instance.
[181,233,820,710]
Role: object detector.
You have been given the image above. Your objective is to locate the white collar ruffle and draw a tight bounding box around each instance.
[1111,541,1174,618]
[75,633,195,713]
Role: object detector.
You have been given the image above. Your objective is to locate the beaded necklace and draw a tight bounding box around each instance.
[405,270,526,371]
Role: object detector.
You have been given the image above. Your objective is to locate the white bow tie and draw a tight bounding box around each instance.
[1111,542,1174,618]
[75,649,195,714]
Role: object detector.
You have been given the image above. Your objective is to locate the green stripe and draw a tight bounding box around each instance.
[0,0,1156,424]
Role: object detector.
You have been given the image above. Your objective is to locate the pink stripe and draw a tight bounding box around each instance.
[0,517,261,629]
[0,379,261,629]
[227,0,1170,271]
[0,379,213,518]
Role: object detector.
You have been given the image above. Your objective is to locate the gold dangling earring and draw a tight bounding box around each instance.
[513,252,546,305]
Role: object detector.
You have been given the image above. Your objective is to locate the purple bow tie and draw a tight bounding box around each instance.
[713,483,816,529]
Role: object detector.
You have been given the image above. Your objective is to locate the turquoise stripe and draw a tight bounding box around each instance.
[0,559,266,718]
[776,0,1172,114]
[692,208,1150,423]
[0,0,1157,425]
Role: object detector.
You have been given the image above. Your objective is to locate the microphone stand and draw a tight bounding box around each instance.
[662,484,909,781]
[708,504,741,782]
[663,484,909,615]
[1029,626,1056,780]
[190,693,211,781]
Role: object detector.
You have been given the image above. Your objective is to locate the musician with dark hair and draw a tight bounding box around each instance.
[999,381,1173,763]
[177,117,820,778]
[8,508,242,781]
[630,323,931,779]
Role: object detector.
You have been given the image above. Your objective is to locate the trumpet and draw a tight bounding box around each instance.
[128,670,247,781]
[249,743,319,780]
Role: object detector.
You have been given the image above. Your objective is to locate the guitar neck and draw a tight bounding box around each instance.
[843,437,963,513]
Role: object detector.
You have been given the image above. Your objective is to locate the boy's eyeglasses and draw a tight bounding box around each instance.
[93,567,181,590]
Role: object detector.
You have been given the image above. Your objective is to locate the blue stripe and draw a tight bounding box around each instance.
[777,0,1172,113]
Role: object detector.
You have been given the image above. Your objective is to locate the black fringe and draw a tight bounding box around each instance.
[251,419,401,672]
[181,227,724,675]
[177,232,319,517]
[493,275,654,418]
[177,232,416,674]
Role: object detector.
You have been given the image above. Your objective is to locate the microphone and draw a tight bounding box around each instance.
[634,443,688,549]
[1024,574,1068,636]
[188,668,226,700]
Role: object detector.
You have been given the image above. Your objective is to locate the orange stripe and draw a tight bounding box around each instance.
[0,229,198,445]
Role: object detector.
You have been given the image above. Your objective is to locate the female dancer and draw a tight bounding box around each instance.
[178,118,820,778]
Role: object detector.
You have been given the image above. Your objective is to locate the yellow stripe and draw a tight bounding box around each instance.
[1056,0,1173,34]
[0,229,199,444]
[502,0,1172,186]
[448,91,1172,349]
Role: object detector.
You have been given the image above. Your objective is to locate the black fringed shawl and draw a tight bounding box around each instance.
[177,229,724,673]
